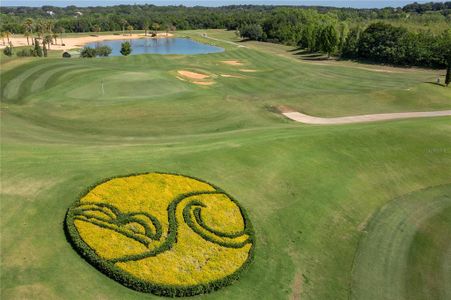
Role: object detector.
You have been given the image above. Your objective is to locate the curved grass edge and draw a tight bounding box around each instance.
[349,183,451,300]
[64,171,256,297]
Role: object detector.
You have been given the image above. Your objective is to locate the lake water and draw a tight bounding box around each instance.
[85,37,224,56]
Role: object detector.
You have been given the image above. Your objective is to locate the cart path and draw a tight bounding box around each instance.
[281,109,451,125]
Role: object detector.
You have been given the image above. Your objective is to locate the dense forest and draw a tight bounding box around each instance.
[1,2,450,70]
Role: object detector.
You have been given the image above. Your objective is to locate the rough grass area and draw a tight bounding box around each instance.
[1,29,450,300]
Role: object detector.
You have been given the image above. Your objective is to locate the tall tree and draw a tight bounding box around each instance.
[341,27,361,58]
[44,35,53,49]
[440,30,451,86]
[24,31,31,45]
[24,18,34,44]
[33,38,43,57]
[127,25,133,36]
[4,31,11,44]
[318,25,338,58]
[120,19,128,34]
[92,24,101,34]
[36,19,45,38]
[42,41,48,57]
[57,27,65,44]
[143,21,149,36]
[152,23,160,34]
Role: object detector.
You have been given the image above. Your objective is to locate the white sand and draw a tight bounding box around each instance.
[0,32,173,51]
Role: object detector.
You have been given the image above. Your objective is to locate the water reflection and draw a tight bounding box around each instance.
[85,37,224,56]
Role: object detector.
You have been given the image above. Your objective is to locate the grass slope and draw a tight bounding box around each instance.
[351,184,451,300]
[1,30,450,300]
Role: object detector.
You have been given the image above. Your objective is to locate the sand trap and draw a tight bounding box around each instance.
[193,81,214,85]
[177,70,210,80]
[222,60,243,66]
[0,32,173,50]
[220,74,244,78]
[239,69,257,72]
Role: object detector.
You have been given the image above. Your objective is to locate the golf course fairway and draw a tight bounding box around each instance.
[1,29,450,299]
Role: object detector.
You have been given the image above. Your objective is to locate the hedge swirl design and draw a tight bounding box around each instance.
[65,173,255,297]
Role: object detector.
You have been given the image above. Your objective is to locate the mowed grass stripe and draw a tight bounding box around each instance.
[351,184,451,300]
[30,65,86,93]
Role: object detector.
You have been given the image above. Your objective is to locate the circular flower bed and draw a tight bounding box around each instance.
[65,172,255,296]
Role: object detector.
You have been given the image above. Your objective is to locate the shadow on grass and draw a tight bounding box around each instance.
[425,81,447,87]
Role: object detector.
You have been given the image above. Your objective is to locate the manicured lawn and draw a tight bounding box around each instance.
[1,30,450,299]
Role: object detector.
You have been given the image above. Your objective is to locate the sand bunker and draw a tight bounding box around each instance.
[193,81,215,85]
[220,74,244,78]
[177,70,210,80]
[0,33,173,50]
[239,69,257,72]
[221,60,244,66]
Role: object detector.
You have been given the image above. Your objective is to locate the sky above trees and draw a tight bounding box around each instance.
[1,0,446,9]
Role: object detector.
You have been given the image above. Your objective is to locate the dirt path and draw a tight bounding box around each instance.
[201,34,247,48]
[281,109,451,125]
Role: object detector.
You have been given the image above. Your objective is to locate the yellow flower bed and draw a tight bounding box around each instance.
[67,173,255,295]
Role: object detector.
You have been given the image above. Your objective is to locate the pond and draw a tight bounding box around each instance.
[85,37,224,56]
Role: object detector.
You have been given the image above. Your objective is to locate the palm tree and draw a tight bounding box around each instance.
[24,31,31,45]
[143,21,149,36]
[58,27,65,45]
[5,31,11,44]
[36,19,45,38]
[52,32,58,44]
[120,19,128,34]
[92,24,101,34]
[44,35,53,49]
[127,25,133,36]
[152,23,160,35]
[1,32,6,46]
[24,18,34,44]
[46,20,54,34]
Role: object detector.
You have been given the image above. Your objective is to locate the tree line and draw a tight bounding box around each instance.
[1,2,449,34]
[238,8,451,69]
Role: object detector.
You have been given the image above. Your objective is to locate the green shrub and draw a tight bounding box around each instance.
[80,46,97,58]
[3,46,13,56]
[120,41,132,56]
[95,45,112,57]
[16,48,34,57]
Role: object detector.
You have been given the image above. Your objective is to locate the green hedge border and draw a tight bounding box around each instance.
[64,172,255,297]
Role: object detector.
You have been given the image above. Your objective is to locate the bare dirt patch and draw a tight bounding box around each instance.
[177,70,210,80]
[1,177,60,197]
[291,272,303,300]
[277,105,296,113]
[239,69,257,72]
[221,60,244,66]
[3,283,59,300]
